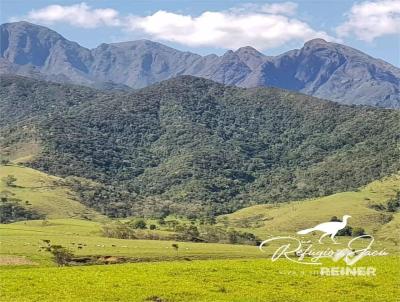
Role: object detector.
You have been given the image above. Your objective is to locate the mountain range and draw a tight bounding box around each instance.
[1,74,399,217]
[1,21,399,108]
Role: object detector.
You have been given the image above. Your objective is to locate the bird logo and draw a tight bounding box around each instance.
[297,215,351,244]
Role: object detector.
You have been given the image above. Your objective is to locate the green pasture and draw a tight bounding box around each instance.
[1,257,399,302]
[0,219,265,266]
[0,167,399,301]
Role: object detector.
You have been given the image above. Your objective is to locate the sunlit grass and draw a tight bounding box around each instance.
[1,257,398,302]
[0,165,102,219]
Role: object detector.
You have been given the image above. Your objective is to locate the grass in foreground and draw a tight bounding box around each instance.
[1,257,399,302]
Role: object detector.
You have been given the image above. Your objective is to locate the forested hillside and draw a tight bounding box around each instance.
[1,75,399,217]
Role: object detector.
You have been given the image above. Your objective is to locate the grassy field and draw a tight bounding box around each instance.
[1,257,399,302]
[0,219,266,266]
[0,218,399,301]
[0,167,399,301]
[0,165,102,219]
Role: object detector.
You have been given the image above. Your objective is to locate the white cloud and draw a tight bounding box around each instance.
[25,2,120,28]
[229,2,298,16]
[336,0,400,41]
[14,2,336,50]
[126,9,336,50]
[260,2,298,15]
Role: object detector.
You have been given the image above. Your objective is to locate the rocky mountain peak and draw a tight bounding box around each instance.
[1,22,399,108]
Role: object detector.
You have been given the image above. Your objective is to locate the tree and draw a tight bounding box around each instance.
[2,175,17,187]
[40,240,73,266]
[171,243,179,256]
[206,216,216,225]
[351,227,365,237]
[0,159,10,165]
[50,245,74,266]
[387,193,400,212]
[178,225,200,241]
[149,224,157,230]
[165,220,179,230]
[330,216,354,236]
[337,225,353,236]
[130,218,147,229]
[227,229,257,244]
[219,216,229,227]
[0,197,43,223]
[102,222,136,239]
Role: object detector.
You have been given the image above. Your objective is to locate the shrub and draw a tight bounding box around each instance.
[1,175,17,187]
[0,198,44,223]
[387,193,400,212]
[40,240,74,266]
[368,203,386,211]
[227,229,257,245]
[102,222,136,239]
[177,225,200,242]
[130,219,147,229]
[0,159,10,165]
[171,243,179,255]
[51,245,74,266]
[351,227,366,237]
[337,225,353,236]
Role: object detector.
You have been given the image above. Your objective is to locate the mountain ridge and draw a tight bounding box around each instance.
[1,21,399,108]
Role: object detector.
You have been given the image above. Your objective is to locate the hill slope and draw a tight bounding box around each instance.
[221,173,400,242]
[1,21,399,108]
[1,75,399,217]
[0,165,102,220]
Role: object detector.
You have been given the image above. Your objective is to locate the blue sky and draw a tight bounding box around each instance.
[1,0,399,66]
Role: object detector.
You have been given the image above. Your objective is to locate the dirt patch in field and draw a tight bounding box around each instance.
[67,255,216,266]
[0,256,38,266]
[70,255,129,265]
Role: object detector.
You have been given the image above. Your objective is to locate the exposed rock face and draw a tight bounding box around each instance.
[1,21,399,108]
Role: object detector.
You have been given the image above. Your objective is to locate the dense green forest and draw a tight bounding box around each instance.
[1,75,399,217]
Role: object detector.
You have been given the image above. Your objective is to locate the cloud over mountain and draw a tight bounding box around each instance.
[14,1,336,50]
[20,2,121,28]
[12,1,400,50]
[125,9,335,49]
